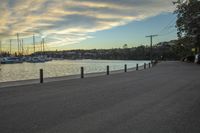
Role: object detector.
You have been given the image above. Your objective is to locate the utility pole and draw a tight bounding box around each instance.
[146,35,158,63]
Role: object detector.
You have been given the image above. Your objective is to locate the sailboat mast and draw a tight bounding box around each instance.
[21,39,24,56]
[27,47,29,55]
[0,40,1,69]
[33,34,36,54]
[10,39,12,55]
[0,40,2,56]
[40,41,43,54]
[17,33,20,56]
[19,37,21,55]
[42,38,45,52]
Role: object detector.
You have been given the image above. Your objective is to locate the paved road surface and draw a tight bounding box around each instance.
[0,61,200,133]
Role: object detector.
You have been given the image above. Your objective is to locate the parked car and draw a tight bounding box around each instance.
[195,53,200,64]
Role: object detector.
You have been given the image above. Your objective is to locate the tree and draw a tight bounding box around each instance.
[174,0,200,54]
[123,44,128,49]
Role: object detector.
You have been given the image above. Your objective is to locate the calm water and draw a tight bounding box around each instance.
[0,60,149,82]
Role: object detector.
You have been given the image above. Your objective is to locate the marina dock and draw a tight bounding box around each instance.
[0,61,200,133]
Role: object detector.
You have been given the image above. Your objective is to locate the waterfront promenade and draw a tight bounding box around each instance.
[0,61,200,133]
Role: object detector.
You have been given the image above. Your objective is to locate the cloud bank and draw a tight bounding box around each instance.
[0,0,174,47]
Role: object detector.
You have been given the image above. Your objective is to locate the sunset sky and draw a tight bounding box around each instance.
[0,0,177,52]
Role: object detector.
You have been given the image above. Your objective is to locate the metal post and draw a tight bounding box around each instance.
[81,67,84,78]
[136,64,138,70]
[144,63,146,69]
[124,64,127,72]
[40,69,43,83]
[107,65,109,75]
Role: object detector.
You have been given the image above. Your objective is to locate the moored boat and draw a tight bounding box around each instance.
[26,56,46,63]
[1,57,23,64]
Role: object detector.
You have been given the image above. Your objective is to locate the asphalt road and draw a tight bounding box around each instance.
[0,61,200,133]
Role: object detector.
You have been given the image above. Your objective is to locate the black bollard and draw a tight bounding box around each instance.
[81,67,84,78]
[40,69,43,83]
[136,64,139,70]
[107,65,109,75]
[124,64,127,72]
[149,63,151,68]
[144,63,146,69]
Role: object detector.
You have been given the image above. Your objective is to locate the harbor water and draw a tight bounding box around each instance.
[0,60,149,82]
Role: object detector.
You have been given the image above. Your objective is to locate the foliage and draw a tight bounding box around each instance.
[174,0,200,53]
[33,41,181,60]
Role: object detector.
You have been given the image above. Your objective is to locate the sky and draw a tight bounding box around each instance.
[0,0,178,52]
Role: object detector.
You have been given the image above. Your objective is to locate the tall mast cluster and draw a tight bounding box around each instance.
[0,33,47,56]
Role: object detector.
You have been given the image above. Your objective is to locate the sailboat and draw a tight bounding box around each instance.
[27,35,46,63]
[1,57,23,64]
[41,38,52,62]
